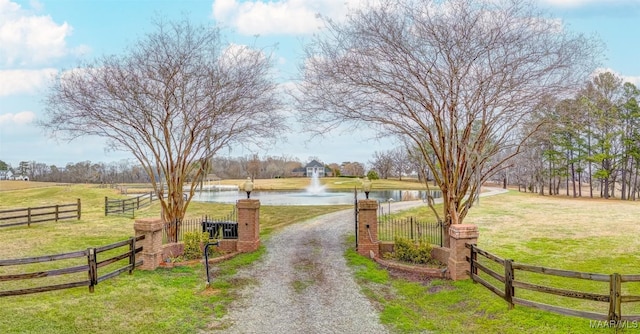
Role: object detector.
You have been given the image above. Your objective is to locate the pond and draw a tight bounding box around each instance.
[191,189,442,206]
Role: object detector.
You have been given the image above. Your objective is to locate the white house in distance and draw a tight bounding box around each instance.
[292,160,332,177]
[0,170,13,180]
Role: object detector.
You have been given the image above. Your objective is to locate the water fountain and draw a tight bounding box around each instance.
[191,166,442,205]
[305,169,326,195]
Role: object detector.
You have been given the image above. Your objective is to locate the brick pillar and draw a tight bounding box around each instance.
[237,199,260,252]
[448,224,479,280]
[357,199,379,258]
[134,218,164,270]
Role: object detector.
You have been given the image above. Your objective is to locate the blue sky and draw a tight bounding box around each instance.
[0,0,639,169]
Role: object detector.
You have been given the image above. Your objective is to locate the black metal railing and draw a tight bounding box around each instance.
[378,216,443,247]
[162,208,237,243]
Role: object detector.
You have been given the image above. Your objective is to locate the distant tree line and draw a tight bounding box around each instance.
[369,147,433,183]
[0,159,151,184]
[507,72,640,200]
[0,156,370,183]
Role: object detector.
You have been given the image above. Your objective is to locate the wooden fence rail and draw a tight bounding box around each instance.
[105,192,157,217]
[0,199,81,228]
[0,235,145,297]
[466,243,640,321]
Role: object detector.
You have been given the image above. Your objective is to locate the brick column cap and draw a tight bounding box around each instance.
[449,224,479,239]
[357,199,378,210]
[134,218,164,232]
[237,199,260,209]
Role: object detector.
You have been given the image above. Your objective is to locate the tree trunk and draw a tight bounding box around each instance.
[578,170,583,197]
[566,164,570,197]
[633,159,639,201]
[571,162,577,198]
[588,134,593,198]
[621,156,628,200]
[548,161,552,196]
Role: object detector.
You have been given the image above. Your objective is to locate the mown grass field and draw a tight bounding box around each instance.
[2,181,638,333]
[0,181,349,333]
[347,190,640,333]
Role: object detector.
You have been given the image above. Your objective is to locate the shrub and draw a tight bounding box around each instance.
[393,237,433,264]
[367,170,380,180]
[183,232,210,260]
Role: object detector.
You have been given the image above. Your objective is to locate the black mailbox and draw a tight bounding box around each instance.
[202,220,238,239]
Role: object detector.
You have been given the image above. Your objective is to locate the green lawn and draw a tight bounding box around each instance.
[3,183,638,333]
[347,190,640,333]
[0,183,348,333]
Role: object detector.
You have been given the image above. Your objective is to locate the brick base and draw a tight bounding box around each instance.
[357,243,379,258]
[217,239,237,252]
[134,218,164,271]
[448,224,478,280]
[162,243,184,260]
[238,240,260,253]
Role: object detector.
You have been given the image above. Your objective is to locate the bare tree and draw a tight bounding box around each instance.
[247,153,262,181]
[296,0,600,239]
[41,19,284,237]
[370,150,394,179]
[391,147,412,180]
[341,161,365,177]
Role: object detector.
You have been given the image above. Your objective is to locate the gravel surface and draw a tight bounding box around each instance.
[206,208,395,333]
[205,187,507,333]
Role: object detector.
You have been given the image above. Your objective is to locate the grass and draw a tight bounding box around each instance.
[0,182,349,333]
[347,190,640,333]
[4,180,638,332]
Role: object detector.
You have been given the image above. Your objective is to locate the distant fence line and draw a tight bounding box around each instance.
[105,192,158,217]
[0,199,81,228]
[467,244,640,322]
[0,235,145,297]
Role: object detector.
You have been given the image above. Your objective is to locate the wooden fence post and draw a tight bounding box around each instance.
[87,248,97,293]
[27,208,31,227]
[128,237,136,274]
[505,259,514,309]
[55,205,59,222]
[609,273,621,321]
[77,198,81,220]
[105,197,108,216]
[467,244,478,278]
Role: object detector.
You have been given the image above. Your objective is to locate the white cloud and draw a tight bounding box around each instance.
[211,0,368,35]
[538,0,635,8]
[594,67,640,87]
[0,111,36,125]
[0,68,57,96]
[0,0,72,66]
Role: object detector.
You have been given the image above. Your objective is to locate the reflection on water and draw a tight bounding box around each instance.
[191,189,441,206]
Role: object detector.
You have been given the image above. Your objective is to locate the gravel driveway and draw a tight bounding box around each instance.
[206,207,395,333]
[205,188,506,333]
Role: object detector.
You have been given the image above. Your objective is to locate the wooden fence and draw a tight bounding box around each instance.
[0,199,81,228]
[467,243,640,321]
[0,235,145,297]
[105,192,157,217]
